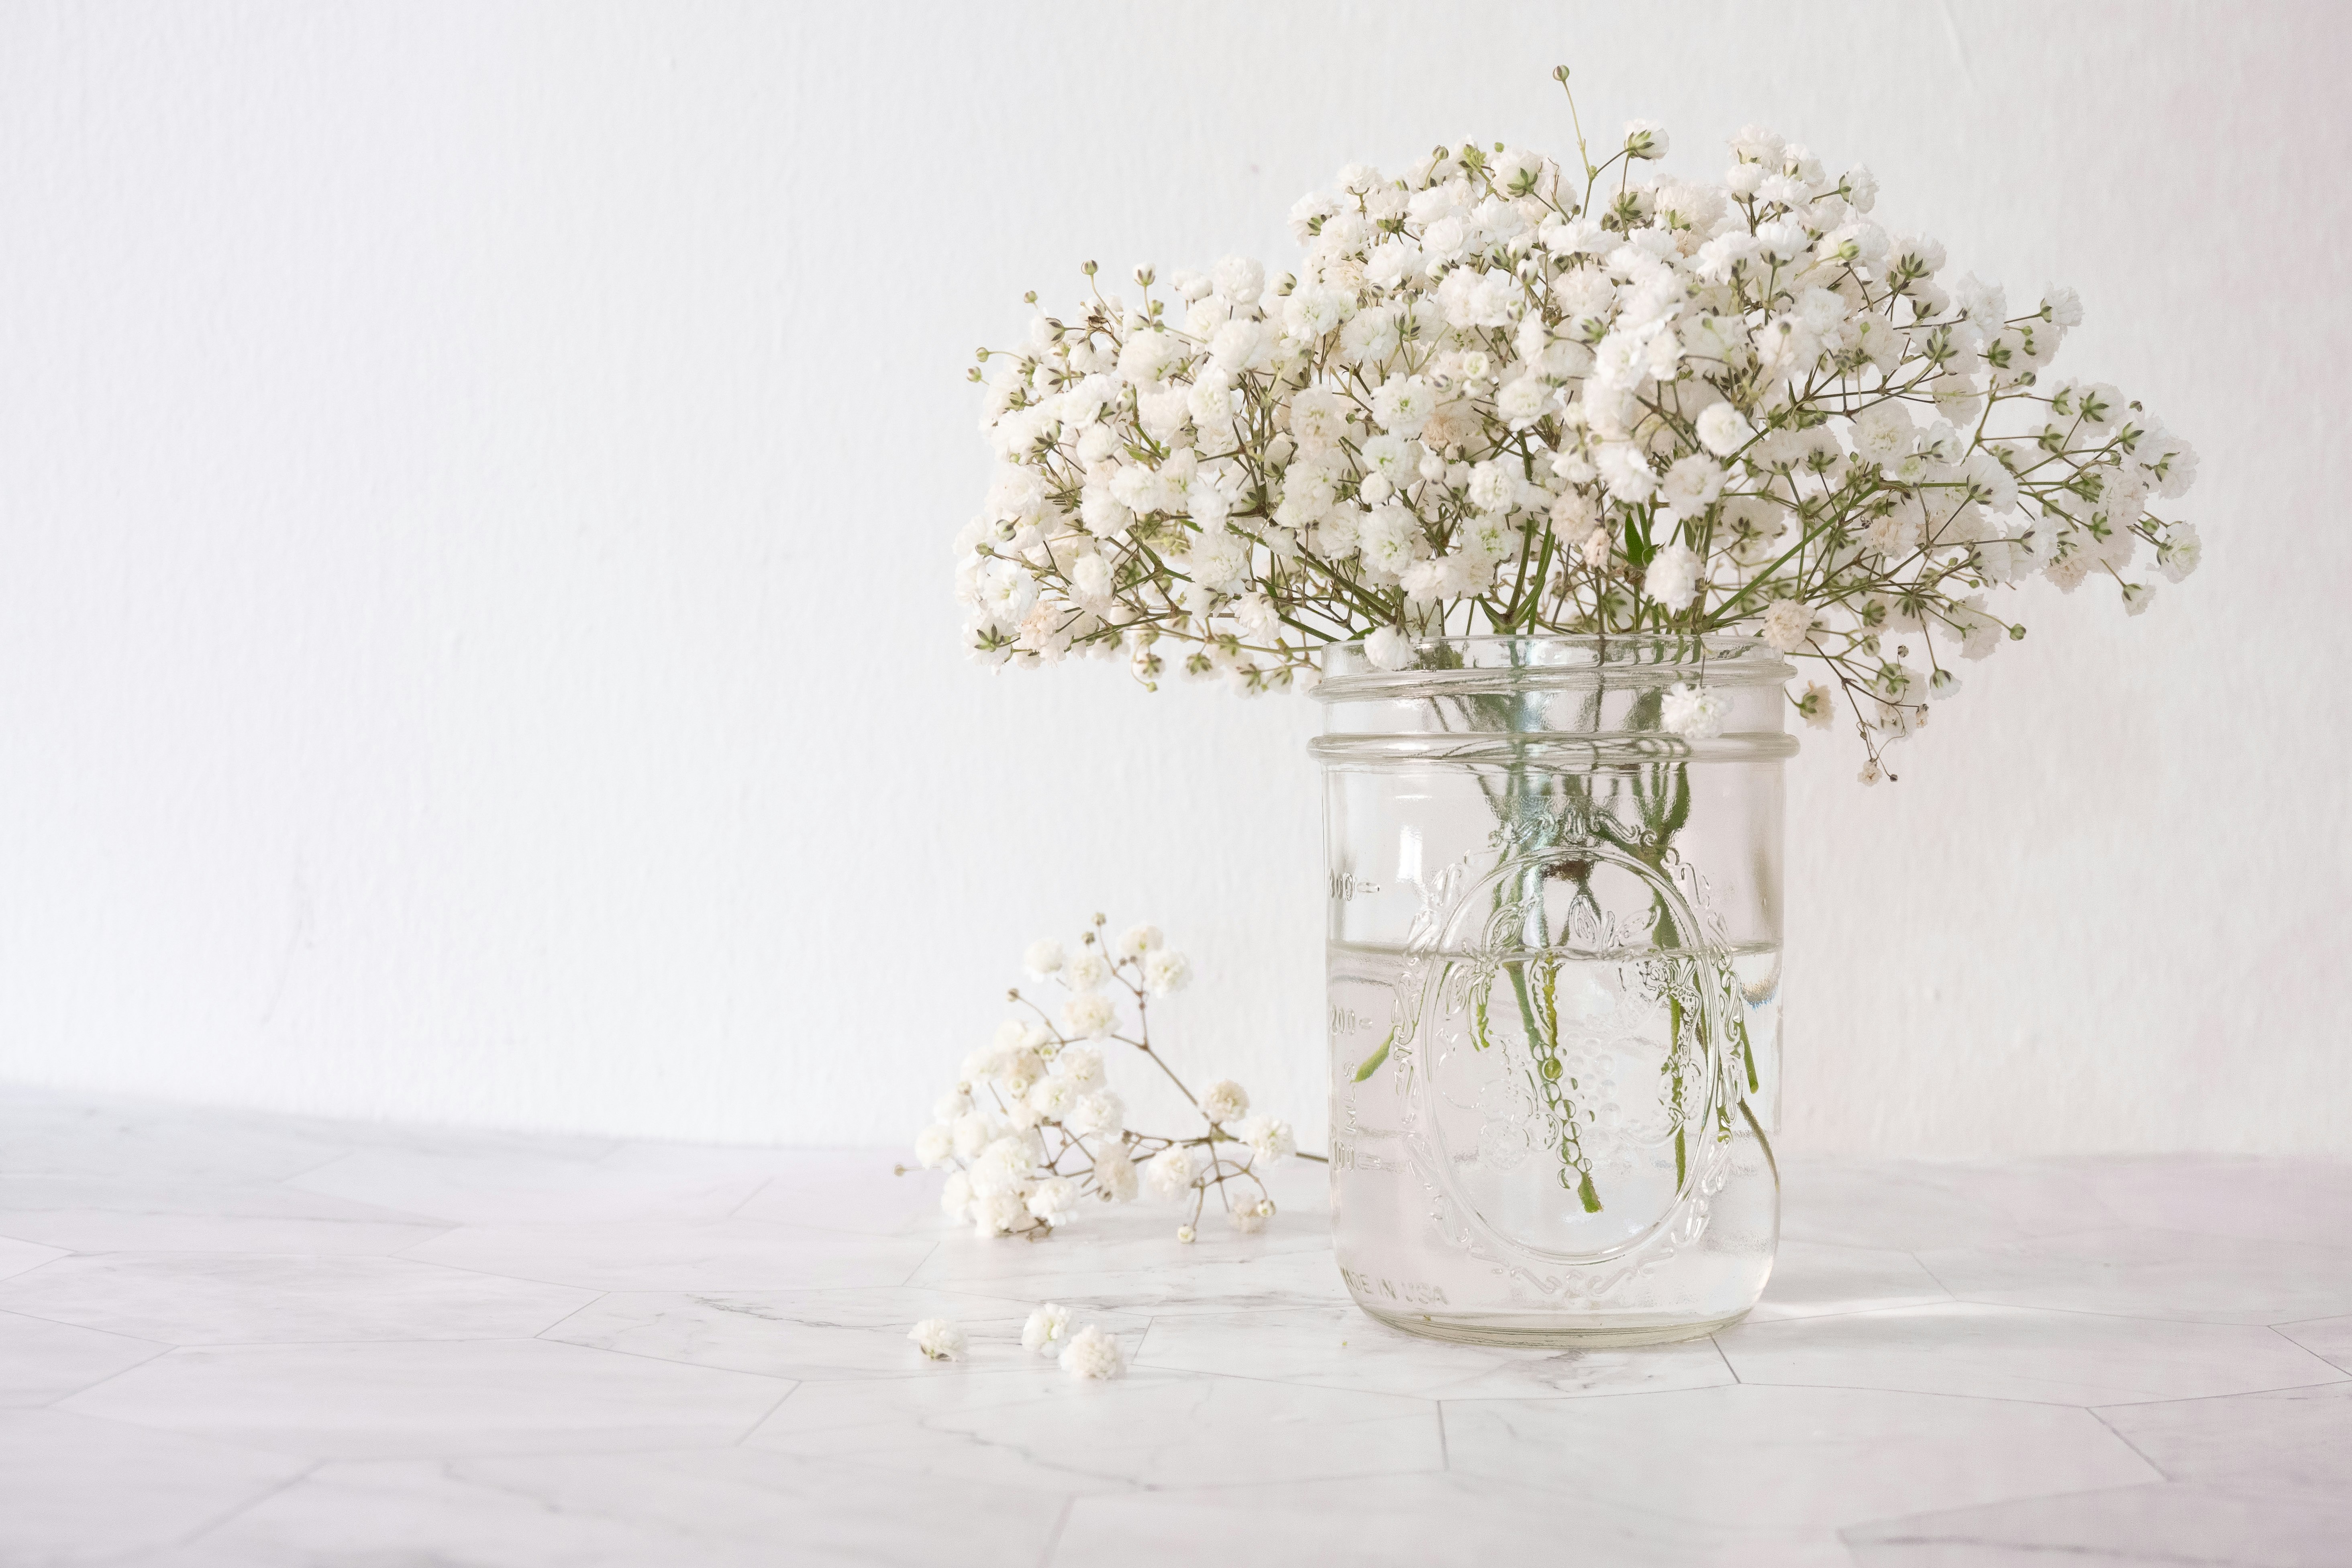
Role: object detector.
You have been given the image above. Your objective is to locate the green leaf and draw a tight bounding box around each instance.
[1352,1032,1393,1082]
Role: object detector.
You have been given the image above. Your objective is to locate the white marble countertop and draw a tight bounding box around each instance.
[0,1089,2347,1566]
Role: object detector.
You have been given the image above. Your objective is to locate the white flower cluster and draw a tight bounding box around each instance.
[957,75,2201,775]
[1026,1303,1127,1380]
[907,1304,1128,1381]
[907,1318,965,1361]
[913,913,1300,1242]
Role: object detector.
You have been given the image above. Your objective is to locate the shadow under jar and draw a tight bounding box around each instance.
[1314,636,1791,1347]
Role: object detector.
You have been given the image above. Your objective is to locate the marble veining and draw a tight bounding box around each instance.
[0,1086,2341,1566]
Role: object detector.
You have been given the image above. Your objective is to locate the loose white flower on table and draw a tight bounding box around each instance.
[1199,1079,1249,1126]
[1058,1324,1127,1381]
[910,912,1311,1243]
[908,1319,966,1362]
[1175,1223,1197,1243]
[955,71,2202,778]
[1022,1302,1073,1356]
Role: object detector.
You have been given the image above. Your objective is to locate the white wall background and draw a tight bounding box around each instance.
[0,1,2342,1158]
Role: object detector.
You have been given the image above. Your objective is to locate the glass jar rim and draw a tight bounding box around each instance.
[1313,634,1792,699]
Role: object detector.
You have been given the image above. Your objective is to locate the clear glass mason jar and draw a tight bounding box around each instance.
[1314,635,1791,1346]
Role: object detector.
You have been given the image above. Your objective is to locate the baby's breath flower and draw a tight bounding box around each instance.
[1060,992,1116,1038]
[1661,683,1728,740]
[1141,949,1193,996]
[1146,1144,1202,1199]
[958,79,2199,779]
[1237,1115,1296,1161]
[1200,1080,1249,1125]
[1093,1148,1140,1201]
[908,1319,966,1361]
[1022,1303,1073,1356]
[1058,1324,1127,1380]
[1052,1043,1104,1088]
[916,914,1303,1248]
[1759,599,1815,654]
[1065,1091,1124,1140]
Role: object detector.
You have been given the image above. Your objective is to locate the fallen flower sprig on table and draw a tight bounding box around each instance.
[908,914,1309,1242]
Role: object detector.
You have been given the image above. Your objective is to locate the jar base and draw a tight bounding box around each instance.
[1356,1301,1751,1349]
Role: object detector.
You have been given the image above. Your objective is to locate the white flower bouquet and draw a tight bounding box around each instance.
[955,70,2200,776]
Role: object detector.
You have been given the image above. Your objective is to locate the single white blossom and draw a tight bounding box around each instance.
[1028,1075,1079,1120]
[1061,991,1117,1038]
[1022,1302,1073,1356]
[1066,1090,1126,1140]
[1142,949,1193,996]
[1644,545,1702,613]
[1062,947,1110,991]
[908,1319,966,1361]
[1200,1079,1249,1125]
[1695,403,1754,457]
[1093,1147,1140,1201]
[1237,1115,1296,1161]
[1058,1323,1127,1380]
[1662,682,1729,740]
[1759,599,1814,653]
[1145,1144,1201,1199]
